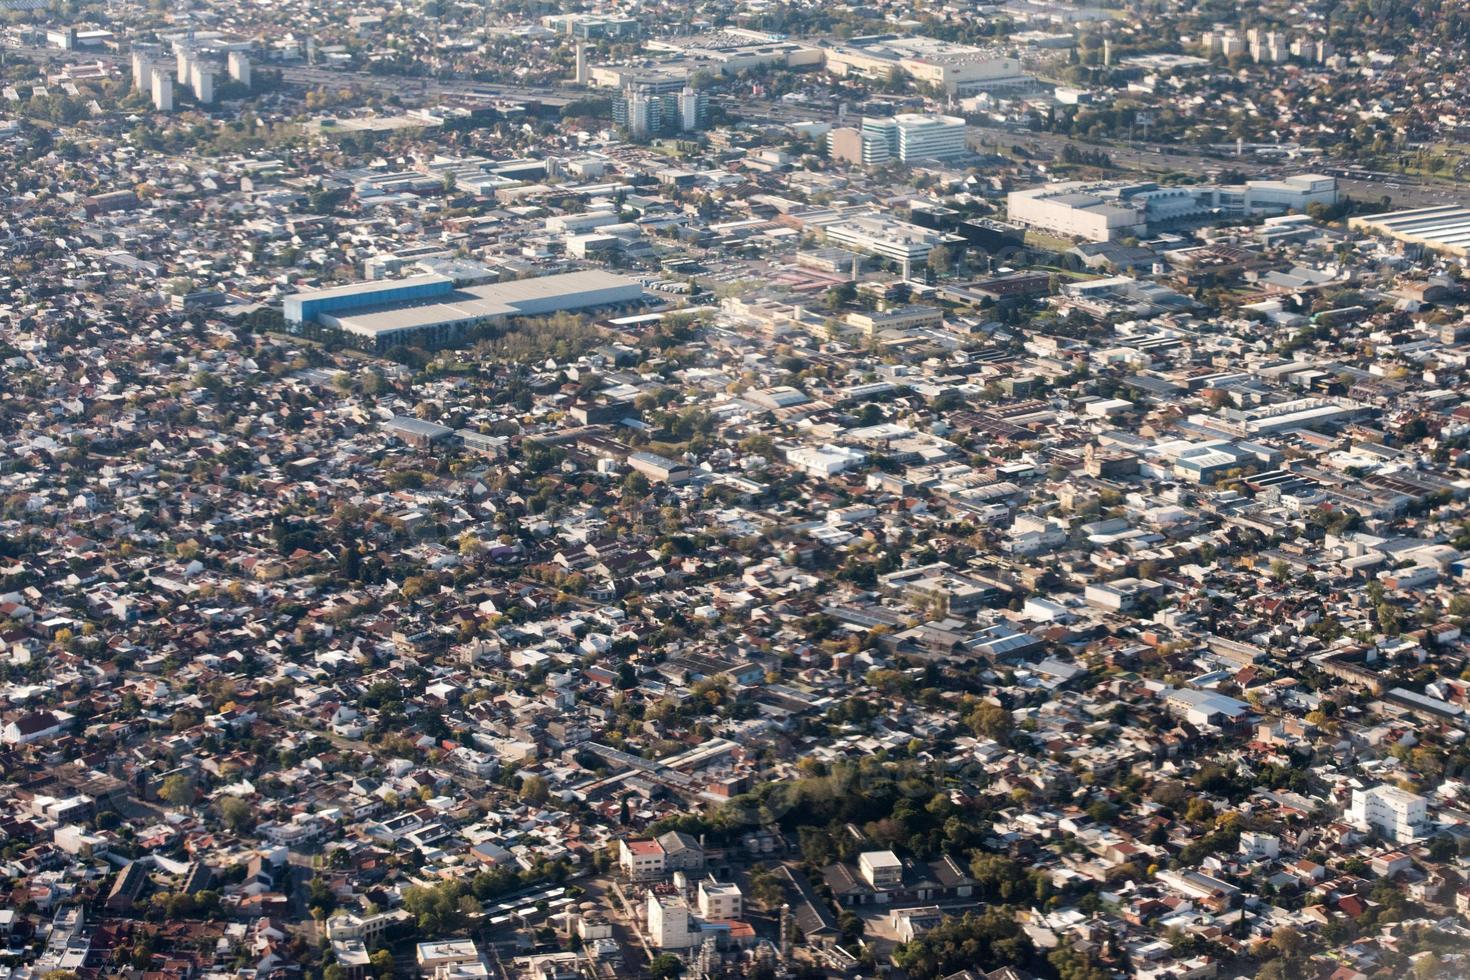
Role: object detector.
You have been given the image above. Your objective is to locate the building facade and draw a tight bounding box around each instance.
[1349,785,1428,843]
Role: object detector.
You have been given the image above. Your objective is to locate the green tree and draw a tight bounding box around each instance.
[159,774,195,808]
[649,954,683,979]
[218,796,254,832]
[893,909,1034,979]
[966,702,1013,744]
[519,775,550,804]
[927,244,953,277]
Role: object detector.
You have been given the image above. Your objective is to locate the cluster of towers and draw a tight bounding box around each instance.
[611,85,708,138]
[130,41,251,112]
[1201,27,1334,65]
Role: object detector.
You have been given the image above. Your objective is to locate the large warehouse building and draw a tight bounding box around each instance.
[284,271,646,350]
[1349,206,1470,256]
[1008,175,1338,242]
[822,36,1029,96]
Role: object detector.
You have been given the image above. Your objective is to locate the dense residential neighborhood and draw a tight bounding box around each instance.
[2,0,1470,978]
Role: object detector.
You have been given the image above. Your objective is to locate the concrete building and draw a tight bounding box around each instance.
[541,12,639,38]
[675,87,708,132]
[383,416,455,449]
[1162,687,1251,728]
[647,892,693,949]
[846,305,943,336]
[1349,205,1470,257]
[574,43,589,85]
[190,61,215,104]
[823,213,963,277]
[628,452,693,486]
[1239,831,1281,860]
[826,126,890,167]
[415,939,485,974]
[1236,174,1338,212]
[786,444,867,477]
[613,88,662,137]
[130,50,153,93]
[612,85,706,136]
[150,67,174,112]
[858,114,967,163]
[284,271,644,351]
[618,838,665,880]
[859,850,904,890]
[227,50,251,88]
[1007,182,1148,242]
[823,35,1028,95]
[1349,785,1428,844]
[1009,176,1338,242]
[697,879,742,921]
[324,909,413,943]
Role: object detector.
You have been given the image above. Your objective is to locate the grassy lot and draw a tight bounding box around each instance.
[1023,229,1082,252]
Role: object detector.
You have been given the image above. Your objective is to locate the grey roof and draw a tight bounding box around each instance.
[384,416,455,439]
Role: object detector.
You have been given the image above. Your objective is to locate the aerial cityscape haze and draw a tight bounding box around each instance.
[2,0,1470,978]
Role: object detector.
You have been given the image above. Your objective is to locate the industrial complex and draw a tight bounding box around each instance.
[284,270,647,350]
[1350,205,1470,256]
[1008,175,1340,242]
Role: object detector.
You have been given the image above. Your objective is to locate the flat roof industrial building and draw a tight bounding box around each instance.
[1349,206,1470,256]
[284,270,646,350]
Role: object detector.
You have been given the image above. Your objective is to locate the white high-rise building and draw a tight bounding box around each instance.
[623,91,660,137]
[1349,785,1428,844]
[131,51,152,92]
[228,50,251,88]
[191,62,215,104]
[647,892,692,949]
[176,47,191,83]
[151,67,174,111]
[858,118,895,165]
[857,114,967,163]
[574,43,589,85]
[893,113,967,161]
[676,87,706,132]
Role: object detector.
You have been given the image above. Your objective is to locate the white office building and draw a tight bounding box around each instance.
[826,124,893,166]
[893,113,967,161]
[823,213,964,276]
[858,118,895,165]
[1007,182,1148,242]
[1349,785,1428,844]
[858,114,967,163]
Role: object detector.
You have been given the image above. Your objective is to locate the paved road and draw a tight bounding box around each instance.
[585,876,656,974]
